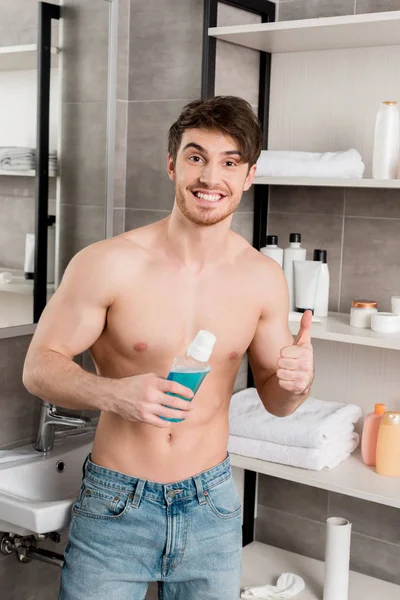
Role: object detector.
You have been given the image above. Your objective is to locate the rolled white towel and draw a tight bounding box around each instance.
[256,149,365,179]
[228,433,360,471]
[241,573,305,599]
[229,389,362,449]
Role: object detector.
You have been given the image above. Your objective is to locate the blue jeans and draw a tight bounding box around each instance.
[59,454,242,599]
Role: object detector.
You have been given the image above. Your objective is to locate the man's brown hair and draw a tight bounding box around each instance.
[168,96,263,168]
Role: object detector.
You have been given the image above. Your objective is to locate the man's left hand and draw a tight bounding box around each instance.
[276,310,314,395]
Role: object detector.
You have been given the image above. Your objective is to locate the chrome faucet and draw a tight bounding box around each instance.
[35,401,90,453]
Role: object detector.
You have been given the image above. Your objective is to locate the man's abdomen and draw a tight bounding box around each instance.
[90,408,230,483]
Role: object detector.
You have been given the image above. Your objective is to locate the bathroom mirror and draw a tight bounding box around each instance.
[0,0,113,334]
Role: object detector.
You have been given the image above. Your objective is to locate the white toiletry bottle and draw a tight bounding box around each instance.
[260,235,283,267]
[313,249,329,317]
[161,330,217,423]
[372,101,400,179]
[283,233,307,312]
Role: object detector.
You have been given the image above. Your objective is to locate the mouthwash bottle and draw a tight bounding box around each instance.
[161,330,217,423]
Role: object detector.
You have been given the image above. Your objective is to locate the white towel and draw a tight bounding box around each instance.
[229,389,362,449]
[241,573,305,599]
[256,149,365,179]
[0,147,57,170]
[228,433,359,470]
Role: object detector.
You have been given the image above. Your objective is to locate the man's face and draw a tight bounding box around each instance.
[167,128,256,227]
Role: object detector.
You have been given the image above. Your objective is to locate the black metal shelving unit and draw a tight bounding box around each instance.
[34,1,60,323]
[201,0,276,547]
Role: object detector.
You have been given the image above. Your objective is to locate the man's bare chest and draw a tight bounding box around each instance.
[100,268,261,371]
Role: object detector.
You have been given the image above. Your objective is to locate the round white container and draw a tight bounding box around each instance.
[350,307,377,328]
[371,312,400,333]
[372,101,400,180]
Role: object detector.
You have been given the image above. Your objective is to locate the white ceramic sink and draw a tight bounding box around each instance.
[0,431,93,535]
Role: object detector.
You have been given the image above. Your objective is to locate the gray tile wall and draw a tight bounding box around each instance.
[122,0,259,240]
[58,0,109,274]
[0,178,56,270]
[268,186,400,312]
[256,0,400,586]
[256,475,400,584]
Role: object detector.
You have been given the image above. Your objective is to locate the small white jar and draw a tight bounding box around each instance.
[391,296,400,315]
[371,312,400,333]
[350,301,378,329]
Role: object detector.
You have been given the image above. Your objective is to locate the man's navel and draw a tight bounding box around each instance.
[133,342,148,353]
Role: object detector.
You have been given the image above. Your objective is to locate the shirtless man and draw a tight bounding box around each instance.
[23,96,314,600]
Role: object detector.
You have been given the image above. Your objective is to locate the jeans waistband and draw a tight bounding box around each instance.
[83,454,232,506]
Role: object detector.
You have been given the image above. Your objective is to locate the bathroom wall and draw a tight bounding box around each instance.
[255,0,400,586]
[0,1,110,598]
[58,0,110,277]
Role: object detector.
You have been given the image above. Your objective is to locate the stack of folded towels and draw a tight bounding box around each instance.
[228,388,362,470]
[0,147,57,175]
[255,148,365,179]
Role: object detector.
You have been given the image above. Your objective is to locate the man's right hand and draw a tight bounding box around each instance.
[112,373,194,428]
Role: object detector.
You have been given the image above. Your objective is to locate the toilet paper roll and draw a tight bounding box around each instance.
[0,272,12,284]
[323,517,352,600]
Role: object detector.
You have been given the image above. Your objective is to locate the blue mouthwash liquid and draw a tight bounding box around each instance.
[161,367,211,423]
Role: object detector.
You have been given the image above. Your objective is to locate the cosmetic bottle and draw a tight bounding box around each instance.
[376,411,400,476]
[260,235,283,267]
[361,403,386,466]
[161,330,217,423]
[283,233,306,312]
[313,249,329,318]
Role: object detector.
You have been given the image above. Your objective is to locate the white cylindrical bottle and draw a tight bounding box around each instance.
[372,101,400,179]
[313,249,329,317]
[283,233,307,312]
[260,235,283,267]
[24,233,35,280]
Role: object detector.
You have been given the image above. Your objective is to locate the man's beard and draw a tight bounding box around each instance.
[176,190,238,226]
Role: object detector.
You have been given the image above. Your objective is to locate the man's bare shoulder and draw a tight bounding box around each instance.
[230,231,283,276]
[70,220,166,272]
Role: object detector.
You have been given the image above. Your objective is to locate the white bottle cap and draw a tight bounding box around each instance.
[187,330,217,362]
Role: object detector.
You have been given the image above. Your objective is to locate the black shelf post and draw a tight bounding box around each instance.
[34,2,60,323]
[201,0,276,548]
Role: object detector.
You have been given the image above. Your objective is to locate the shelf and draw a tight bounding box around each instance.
[230,450,400,509]
[209,11,400,54]
[0,170,56,177]
[253,176,400,189]
[241,542,400,599]
[0,45,59,71]
[289,313,400,351]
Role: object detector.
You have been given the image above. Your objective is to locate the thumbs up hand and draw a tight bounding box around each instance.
[276,310,314,395]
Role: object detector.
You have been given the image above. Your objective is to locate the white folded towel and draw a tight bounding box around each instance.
[256,149,365,179]
[241,573,305,599]
[0,147,57,171]
[229,389,362,449]
[228,433,359,470]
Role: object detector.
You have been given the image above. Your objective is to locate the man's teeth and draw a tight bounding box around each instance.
[195,192,222,202]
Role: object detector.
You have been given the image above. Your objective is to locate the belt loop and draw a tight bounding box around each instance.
[193,475,206,505]
[132,479,146,509]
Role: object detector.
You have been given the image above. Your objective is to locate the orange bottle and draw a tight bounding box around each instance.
[361,403,386,466]
[376,412,400,476]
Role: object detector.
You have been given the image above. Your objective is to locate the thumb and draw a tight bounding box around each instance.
[295,310,313,346]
